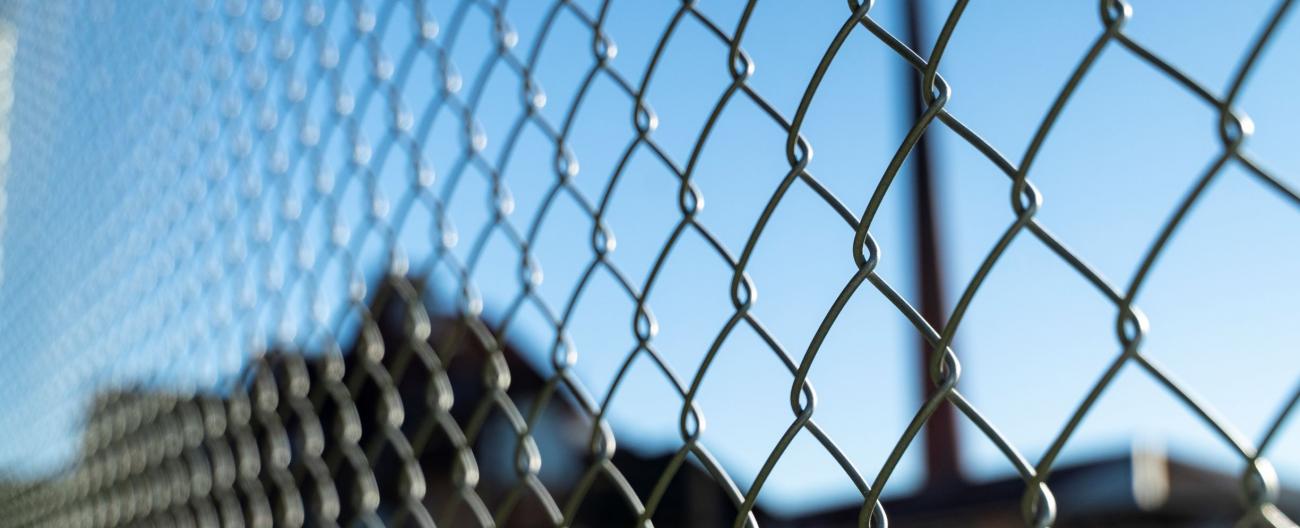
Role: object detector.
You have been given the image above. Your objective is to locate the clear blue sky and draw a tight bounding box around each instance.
[436,0,1300,513]
[1,0,1297,517]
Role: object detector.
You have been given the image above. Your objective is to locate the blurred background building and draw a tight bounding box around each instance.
[1,0,1299,526]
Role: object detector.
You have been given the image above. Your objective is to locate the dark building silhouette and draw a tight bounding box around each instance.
[22,275,1297,527]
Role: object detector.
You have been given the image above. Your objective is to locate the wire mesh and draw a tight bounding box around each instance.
[0,0,1298,527]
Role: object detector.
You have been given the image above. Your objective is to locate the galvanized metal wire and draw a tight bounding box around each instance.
[0,0,1297,527]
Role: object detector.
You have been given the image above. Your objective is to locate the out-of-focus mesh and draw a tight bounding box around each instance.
[0,1,1298,527]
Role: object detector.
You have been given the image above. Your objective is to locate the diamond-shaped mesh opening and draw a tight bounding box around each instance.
[1,1,1299,527]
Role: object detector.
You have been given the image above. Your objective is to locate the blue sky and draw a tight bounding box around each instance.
[410,0,1300,513]
[427,0,1300,513]
[1,0,1298,517]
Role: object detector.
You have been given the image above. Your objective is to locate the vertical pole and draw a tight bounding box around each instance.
[900,0,964,491]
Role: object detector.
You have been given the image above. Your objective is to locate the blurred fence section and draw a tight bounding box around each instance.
[0,0,1299,527]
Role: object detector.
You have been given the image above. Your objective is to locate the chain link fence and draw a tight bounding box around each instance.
[0,0,1298,526]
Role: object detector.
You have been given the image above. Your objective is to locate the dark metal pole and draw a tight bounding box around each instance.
[900,0,964,491]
